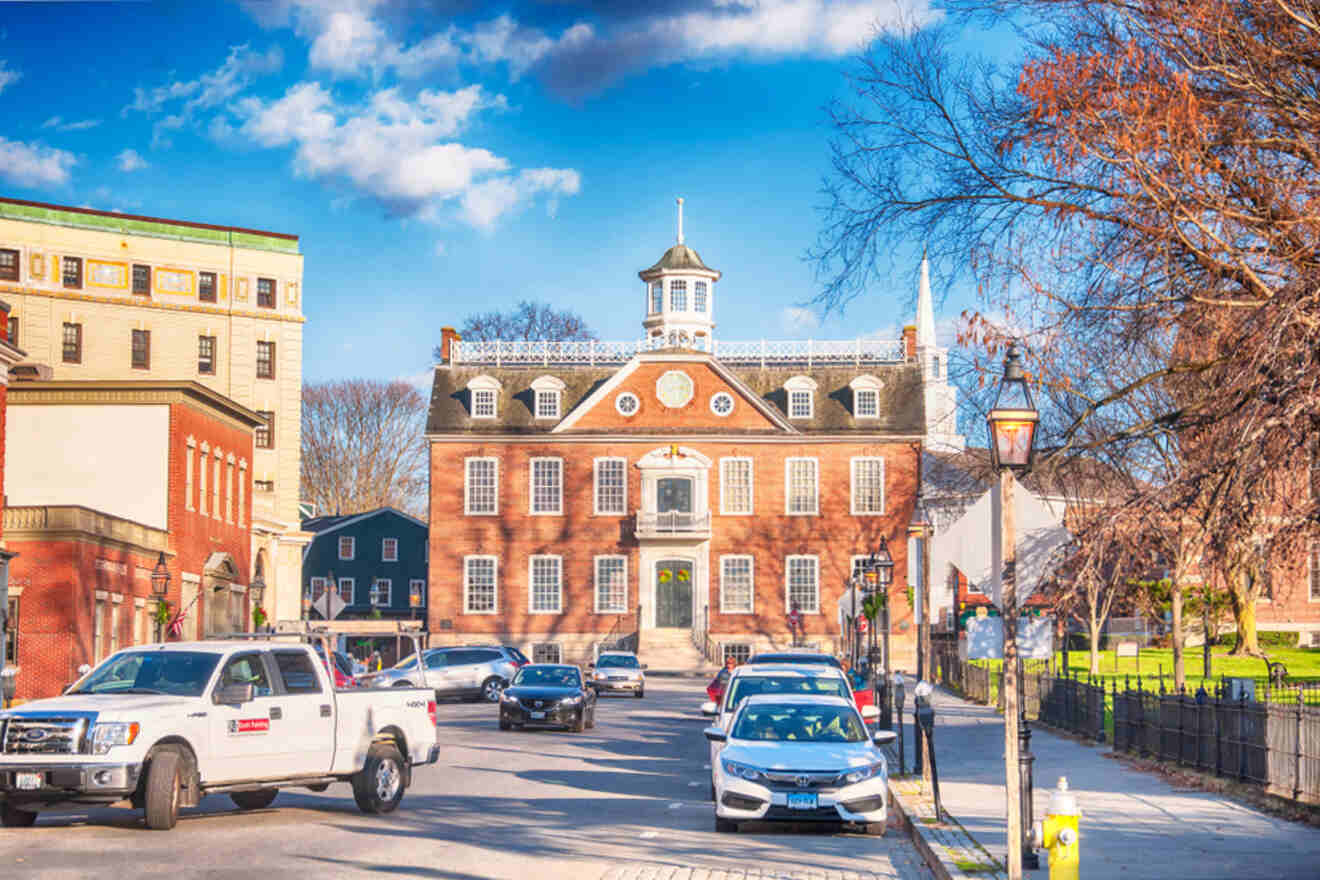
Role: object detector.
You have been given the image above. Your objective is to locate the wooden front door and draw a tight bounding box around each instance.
[655,561,693,628]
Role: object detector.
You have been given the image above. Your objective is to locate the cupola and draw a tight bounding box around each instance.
[639,198,721,350]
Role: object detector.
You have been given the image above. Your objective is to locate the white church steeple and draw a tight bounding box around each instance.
[639,198,721,350]
[915,248,965,452]
[917,247,937,350]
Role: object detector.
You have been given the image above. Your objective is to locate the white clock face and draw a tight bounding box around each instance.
[655,370,695,408]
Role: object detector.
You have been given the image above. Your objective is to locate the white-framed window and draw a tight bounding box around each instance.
[382,538,399,562]
[786,458,819,515]
[851,457,885,515]
[594,458,627,515]
[535,389,560,419]
[720,457,753,515]
[309,576,328,601]
[529,555,563,613]
[409,579,427,608]
[464,556,497,613]
[616,392,640,416]
[650,282,663,313]
[533,642,561,664]
[467,375,502,419]
[855,389,879,418]
[370,578,392,606]
[720,555,754,613]
[465,457,498,515]
[722,643,751,665]
[670,279,687,311]
[184,436,195,511]
[338,536,356,560]
[595,556,628,613]
[710,392,734,417]
[694,280,708,312]
[786,555,820,613]
[212,450,222,518]
[530,457,563,515]
[785,375,817,420]
[338,577,356,605]
[1310,540,1320,602]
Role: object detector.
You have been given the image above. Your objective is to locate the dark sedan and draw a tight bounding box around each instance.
[498,664,597,732]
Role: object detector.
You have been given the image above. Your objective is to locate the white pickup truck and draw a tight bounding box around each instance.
[0,640,440,830]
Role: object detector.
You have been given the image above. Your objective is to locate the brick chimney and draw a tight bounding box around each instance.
[902,324,917,361]
[439,326,461,364]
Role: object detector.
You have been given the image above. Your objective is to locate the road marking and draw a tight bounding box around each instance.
[668,802,682,809]
[702,763,710,769]
[639,831,659,839]
[687,781,700,786]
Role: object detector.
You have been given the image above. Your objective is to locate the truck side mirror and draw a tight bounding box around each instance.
[214,683,255,705]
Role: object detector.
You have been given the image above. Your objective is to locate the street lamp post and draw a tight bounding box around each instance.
[987,341,1040,880]
[150,552,171,642]
[910,498,932,774]
[867,537,894,729]
[249,565,266,633]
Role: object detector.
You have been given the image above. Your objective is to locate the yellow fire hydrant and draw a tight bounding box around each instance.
[1032,776,1080,880]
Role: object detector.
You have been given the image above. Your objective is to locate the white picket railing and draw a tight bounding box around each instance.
[450,337,905,367]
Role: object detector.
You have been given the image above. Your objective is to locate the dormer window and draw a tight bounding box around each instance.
[670,279,687,311]
[849,374,884,420]
[650,282,663,314]
[694,281,708,313]
[466,375,502,419]
[784,375,818,420]
[531,375,566,420]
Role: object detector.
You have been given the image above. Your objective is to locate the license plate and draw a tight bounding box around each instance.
[530,711,546,720]
[15,772,43,791]
[786,792,818,811]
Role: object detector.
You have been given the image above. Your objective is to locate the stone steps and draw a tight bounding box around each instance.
[639,629,717,676]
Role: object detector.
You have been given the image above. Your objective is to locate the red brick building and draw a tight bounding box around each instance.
[2,379,262,700]
[1,298,25,672]
[426,213,944,669]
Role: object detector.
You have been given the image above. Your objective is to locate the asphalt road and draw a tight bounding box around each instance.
[0,680,932,880]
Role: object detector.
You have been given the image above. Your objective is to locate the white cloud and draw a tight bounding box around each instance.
[0,60,20,96]
[233,82,578,228]
[780,306,821,334]
[0,138,77,187]
[308,8,388,76]
[42,116,102,132]
[116,149,149,172]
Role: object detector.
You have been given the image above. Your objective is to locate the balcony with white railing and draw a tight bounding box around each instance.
[634,510,712,539]
[449,337,906,367]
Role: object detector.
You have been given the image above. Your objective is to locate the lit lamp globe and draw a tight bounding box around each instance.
[986,342,1039,472]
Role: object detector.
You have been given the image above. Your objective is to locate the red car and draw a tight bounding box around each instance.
[315,647,358,688]
[706,667,732,703]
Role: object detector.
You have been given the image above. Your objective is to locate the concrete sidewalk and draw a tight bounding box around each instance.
[899,687,1319,879]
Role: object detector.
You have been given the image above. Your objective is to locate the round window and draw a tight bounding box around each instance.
[710,392,735,417]
[655,370,695,408]
[615,392,640,416]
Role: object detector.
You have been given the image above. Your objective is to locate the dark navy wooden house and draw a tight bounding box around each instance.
[301,507,429,622]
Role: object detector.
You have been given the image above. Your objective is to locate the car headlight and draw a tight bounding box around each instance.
[500,691,519,703]
[90,722,141,755]
[560,695,583,705]
[721,759,765,781]
[842,761,887,784]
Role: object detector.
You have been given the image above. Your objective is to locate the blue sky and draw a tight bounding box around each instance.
[0,0,968,385]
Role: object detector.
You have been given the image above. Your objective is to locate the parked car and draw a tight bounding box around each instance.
[705,693,896,834]
[0,640,440,830]
[366,646,519,702]
[588,651,646,697]
[700,665,878,798]
[498,664,597,732]
[312,646,357,689]
[706,667,732,703]
[746,652,843,669]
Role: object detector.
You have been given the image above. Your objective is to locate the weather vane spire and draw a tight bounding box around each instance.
[676,197,684,245]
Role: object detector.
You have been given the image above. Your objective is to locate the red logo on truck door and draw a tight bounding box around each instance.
[228,718,271,735]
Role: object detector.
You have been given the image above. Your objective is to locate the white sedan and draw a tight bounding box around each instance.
[704,693,897,834]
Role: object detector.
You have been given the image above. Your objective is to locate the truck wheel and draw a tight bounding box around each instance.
[1,803,38,827]
[230,790,278,810]
[352,742,406,814]
[481,677,504,703]
[144,748,183,830]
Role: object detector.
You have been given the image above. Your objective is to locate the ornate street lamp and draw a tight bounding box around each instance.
[867,537,895,729]
[987,340,1041,878]
[909,496,932,773]
[249,561,266,632]
[150,552,170,642]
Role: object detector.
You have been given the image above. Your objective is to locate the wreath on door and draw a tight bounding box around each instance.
[658,569,673,583]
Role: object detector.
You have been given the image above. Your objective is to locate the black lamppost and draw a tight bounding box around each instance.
[866,537,894,729]
[150,552,171,642]
[909,497,932,773]
[987,341,1040,879]
[249,564,266,633]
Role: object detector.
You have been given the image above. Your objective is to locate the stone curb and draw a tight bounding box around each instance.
[884,764,1006,880]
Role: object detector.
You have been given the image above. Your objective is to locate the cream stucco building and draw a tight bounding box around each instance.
[0,197,309,623]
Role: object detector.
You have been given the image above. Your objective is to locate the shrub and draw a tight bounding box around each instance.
[1212,630,1299,648]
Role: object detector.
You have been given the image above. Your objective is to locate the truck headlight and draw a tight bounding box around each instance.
[90,722,141,755]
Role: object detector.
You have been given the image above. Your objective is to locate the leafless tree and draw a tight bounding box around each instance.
[433,301,596,358]
[301,380,428,520]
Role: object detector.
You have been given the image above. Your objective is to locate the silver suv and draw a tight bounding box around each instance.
[371,646,522,702]
[588,651,646,698]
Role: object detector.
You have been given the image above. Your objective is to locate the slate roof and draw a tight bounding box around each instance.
[426,356,926,436]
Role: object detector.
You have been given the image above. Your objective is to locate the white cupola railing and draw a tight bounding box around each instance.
[448,337,906,367]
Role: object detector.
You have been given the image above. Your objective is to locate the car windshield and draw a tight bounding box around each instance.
[71,651,221,697]
[731,703,868,743]
[513,666,581,688]
[596,655,638,669]
[724,675,848,712]
[749,654,842,668]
